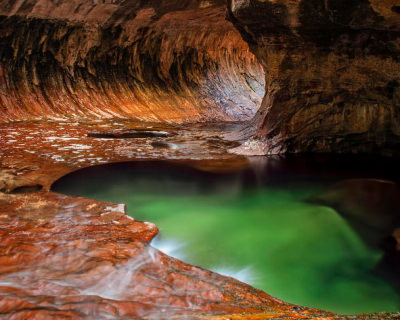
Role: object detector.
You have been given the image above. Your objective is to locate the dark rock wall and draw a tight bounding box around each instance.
[0,0,264,123]
[228,0,400,155]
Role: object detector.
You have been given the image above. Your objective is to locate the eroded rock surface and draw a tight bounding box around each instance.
[227,0,400,155]
[1,0,400,318]
[2,122,400,319]
[1,192,306,319]
[0,0,264,123]
[0,122,329,319]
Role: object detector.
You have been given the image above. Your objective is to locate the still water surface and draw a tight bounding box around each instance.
[52,156,400,315]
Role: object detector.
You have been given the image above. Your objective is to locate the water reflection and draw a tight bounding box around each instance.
[52,156,400,314]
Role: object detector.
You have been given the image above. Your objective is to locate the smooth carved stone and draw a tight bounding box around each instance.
[0,0,264,123]
[1,191,398,319]
[0,191,337,319]
[0,122,400,319]
[0,0,400,318]
[227,0,400,155]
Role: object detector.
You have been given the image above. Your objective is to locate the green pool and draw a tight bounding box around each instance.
[52,157,400,315]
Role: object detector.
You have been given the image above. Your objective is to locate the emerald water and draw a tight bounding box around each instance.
[52,156,400,315]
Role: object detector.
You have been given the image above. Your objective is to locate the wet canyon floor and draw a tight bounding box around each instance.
[53,156,400,315]
[1,119,400,318]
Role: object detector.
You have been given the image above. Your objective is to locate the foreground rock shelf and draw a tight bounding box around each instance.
[0,191,327,319]
[0,120,400,319]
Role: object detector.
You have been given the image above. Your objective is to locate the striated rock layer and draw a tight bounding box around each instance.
[0,0,264,123]
[1,0,400,319]
[227,0,400,155]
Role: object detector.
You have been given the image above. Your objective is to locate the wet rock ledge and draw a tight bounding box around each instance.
[1,121,400,319]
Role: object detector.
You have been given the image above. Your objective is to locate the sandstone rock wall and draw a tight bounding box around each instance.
[0,0,264,123]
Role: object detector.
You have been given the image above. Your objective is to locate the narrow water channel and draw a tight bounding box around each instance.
[52,155,400,315]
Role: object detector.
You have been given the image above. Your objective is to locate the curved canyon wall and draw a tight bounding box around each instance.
[228,0,400,155]
[1,0,399,152]
[0,0,264,123]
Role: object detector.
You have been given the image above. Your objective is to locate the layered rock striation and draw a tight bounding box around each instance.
[228,0,400,155]
[0,0,264,123]
[2,0,400,318]
[2,0,399,154]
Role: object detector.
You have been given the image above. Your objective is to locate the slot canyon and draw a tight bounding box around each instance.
[1,0,400,319]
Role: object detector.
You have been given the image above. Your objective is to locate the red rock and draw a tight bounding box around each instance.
[0,191,332,319]
[0,0,264,123]
[0,0,399,318]
[0,121,398,319]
